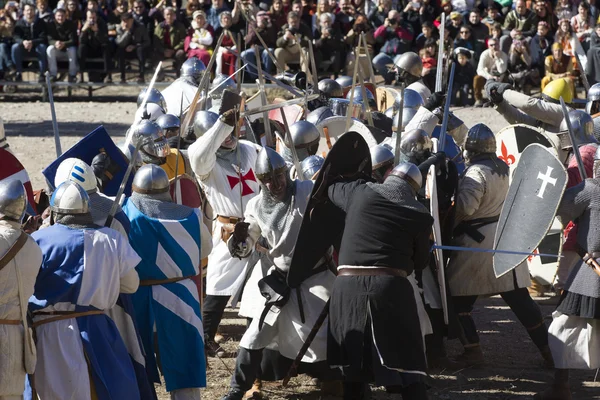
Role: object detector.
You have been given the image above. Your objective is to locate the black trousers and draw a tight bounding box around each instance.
[453,287,548,350]
[202,294,230,342]
[230,347,262,392]
[78,43,111,74]
[117,46,146,78]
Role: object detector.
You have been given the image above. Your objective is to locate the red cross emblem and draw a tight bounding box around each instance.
[227,169,257,196]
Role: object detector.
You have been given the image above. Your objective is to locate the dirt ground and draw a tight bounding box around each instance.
[3,91,600,399]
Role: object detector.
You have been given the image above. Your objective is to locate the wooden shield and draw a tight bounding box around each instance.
[0,149,37,215]
[375,86,402,112]
[268,98,304,125]
[315,116,378,157]
[169,174,203,209]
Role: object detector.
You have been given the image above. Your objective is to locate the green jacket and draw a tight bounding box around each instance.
[154,20,187,52]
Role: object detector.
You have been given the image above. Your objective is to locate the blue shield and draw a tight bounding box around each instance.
[432,126,465,174]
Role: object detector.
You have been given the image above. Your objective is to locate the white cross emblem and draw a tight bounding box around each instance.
[536,166,557,199]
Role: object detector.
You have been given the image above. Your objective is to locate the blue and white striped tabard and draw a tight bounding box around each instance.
[30,224,142,400]
[123,199,206,391]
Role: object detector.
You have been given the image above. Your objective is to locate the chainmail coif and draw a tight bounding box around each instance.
[130,191,194,220]
[367,177,429,213]
[54,213,98,229]
[255,175,296,232]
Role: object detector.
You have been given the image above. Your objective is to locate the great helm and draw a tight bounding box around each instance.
[254,147,288,182]
[192,111,219,138]
[0,180,27,223]
[132,164,170,194]
[558,109,596,149]
[542,78,573,104]
[135,120,170,158]
[586,82,600,115]
[394,52,423,81]
[318,78,344,98]
[300,155,324,180]
[388,162,422,193]
[156,114,181,132]
[464,123,496,154]
[181,57,207,85]
[137,87,167,110]
[54,158,98,194]
[50,181,89,214]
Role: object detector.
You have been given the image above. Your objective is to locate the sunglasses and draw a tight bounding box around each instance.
[460,30,469,34]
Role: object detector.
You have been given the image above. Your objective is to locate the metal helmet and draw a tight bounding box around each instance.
[156,114,181,132]
[300,155,324,180]
[542,78,573,104]
[586,82,600,115]
[181,57,206,85]
[255,146,288,182]
[306,106,334,126]
[50,181,89,214]
[558,110,596,149]
[388,162,422,193]
[370,145,394,183]
[318,79,344,98]
[135,120,170,158]
[335,75,353,88]
[54,158,98,194]
[401,88,425,109]
[210,74,236,100]
[400,129,433,164]
[192,111,219,138]
[465,123,496,154]
[384,107,394,119]
[594,145,600,178]
[137,87,167,110]
[394,52,423,80]
[346,86,376,110]
[132,164,170,194]
[136,103,167,122]
[0,180,27,223]
[393,107,419,132]
[290,121,320,149]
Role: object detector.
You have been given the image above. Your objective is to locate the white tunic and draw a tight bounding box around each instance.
[161,78,199,117]
[407,80,432,103]
[0,220,41,399]
[188,119,261,296]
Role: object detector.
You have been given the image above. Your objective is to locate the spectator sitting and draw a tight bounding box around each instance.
[534,0,558,32]
[46,7,78,82]
[79,9,112,82]
[36,0,53,24]
[184,10,212,66]
[87,0,107,22]
[571,1,593,52]
[420,37,437,88]
[415,20,435,51]
[419,0,439,26]
[500,0,536,54]
[454,25,476,52]
[12,2,48,82]
[206,0,230,30]
[473,37,508,107]
[344,14,374,76]
[116,11,150,83]
[372,10,414,84]
[555,18,575,56]
[153,6,187,76]
[4,2,20,22]
[314,11,342,76]
[530,21,554,77]
[367,0,390,28]
[555,0,576,20]
[270,0,287,31]
[452,47,475,106]
[467,10,488,44]
[586,24,600,85]
[184,0,201,27]
[508,34,540,93]
[107,1,127,37]
[482,6,502,29]
[65,0,83,32]
[313,0,331,34]
[0,13,16,79]
[542,42,575,93]
[241,10,277,80]
[274,10,312,71]
[334,0,355,35]
[214,11,237,76]
[133,0,155,44]
[293,0,312,29]
[489,21,502,43]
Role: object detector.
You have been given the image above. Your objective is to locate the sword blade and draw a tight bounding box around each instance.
[437,62,456,151]
[45,72,62,157]
[560,96,587,180]
[431,244,562,258]
[241,94,320,116]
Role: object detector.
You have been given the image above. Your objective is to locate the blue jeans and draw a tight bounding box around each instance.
[372,52,402,84]
[241,47,274,81]
[0,42,14,72]
[11,42,48,73]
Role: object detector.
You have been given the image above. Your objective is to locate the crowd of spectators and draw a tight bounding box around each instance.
[0,0,598,105]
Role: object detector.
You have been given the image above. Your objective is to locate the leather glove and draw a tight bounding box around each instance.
[424,91,446,111]
[91,152,119,192]
[485,81,511,104]
[232,221,250,244]
[221,108,238,127]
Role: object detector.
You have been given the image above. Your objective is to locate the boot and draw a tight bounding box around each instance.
[215,332,226,344]
[533,385,572,400]
[244,379,262,399]
[222,389,245,400]
[455,345,484,366]
[540,346,555,369]
[474,99,484,107]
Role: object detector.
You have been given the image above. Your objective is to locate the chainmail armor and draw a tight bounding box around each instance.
[255,176,296,232]
[88,192,113,223]
[130,192,193,219]
[140,151,166,166]
[54,213,97,229]
[367,177,429,213]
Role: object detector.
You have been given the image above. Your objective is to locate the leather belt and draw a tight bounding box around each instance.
[337,267,408,278]
[0,319,21,325]
[140,275,195,286]
[32,310,105,328]
[217,215,243,224]
[454,216,499,244]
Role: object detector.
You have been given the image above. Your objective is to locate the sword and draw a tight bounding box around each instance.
[437,62,456,151]
[394,82,405,165]
[280,109,304,180]
[45,72,62,157]
[254,45,274,147]
[241,94,320,116]
[173,91,185,204]
[207,64,248,97]
[254,29,285,73]
[435,13,445,92]
[431,244,562,258]
[560,96,587,180]
[357,63,374,127]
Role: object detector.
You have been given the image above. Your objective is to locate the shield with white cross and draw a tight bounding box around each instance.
[493,143,568,278]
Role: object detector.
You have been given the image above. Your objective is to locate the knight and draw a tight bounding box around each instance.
[0,180,41,399]
[123,164,212,400]
[161,57,206,116]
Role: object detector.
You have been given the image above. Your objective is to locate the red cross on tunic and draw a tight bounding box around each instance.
[227,169,257,196]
